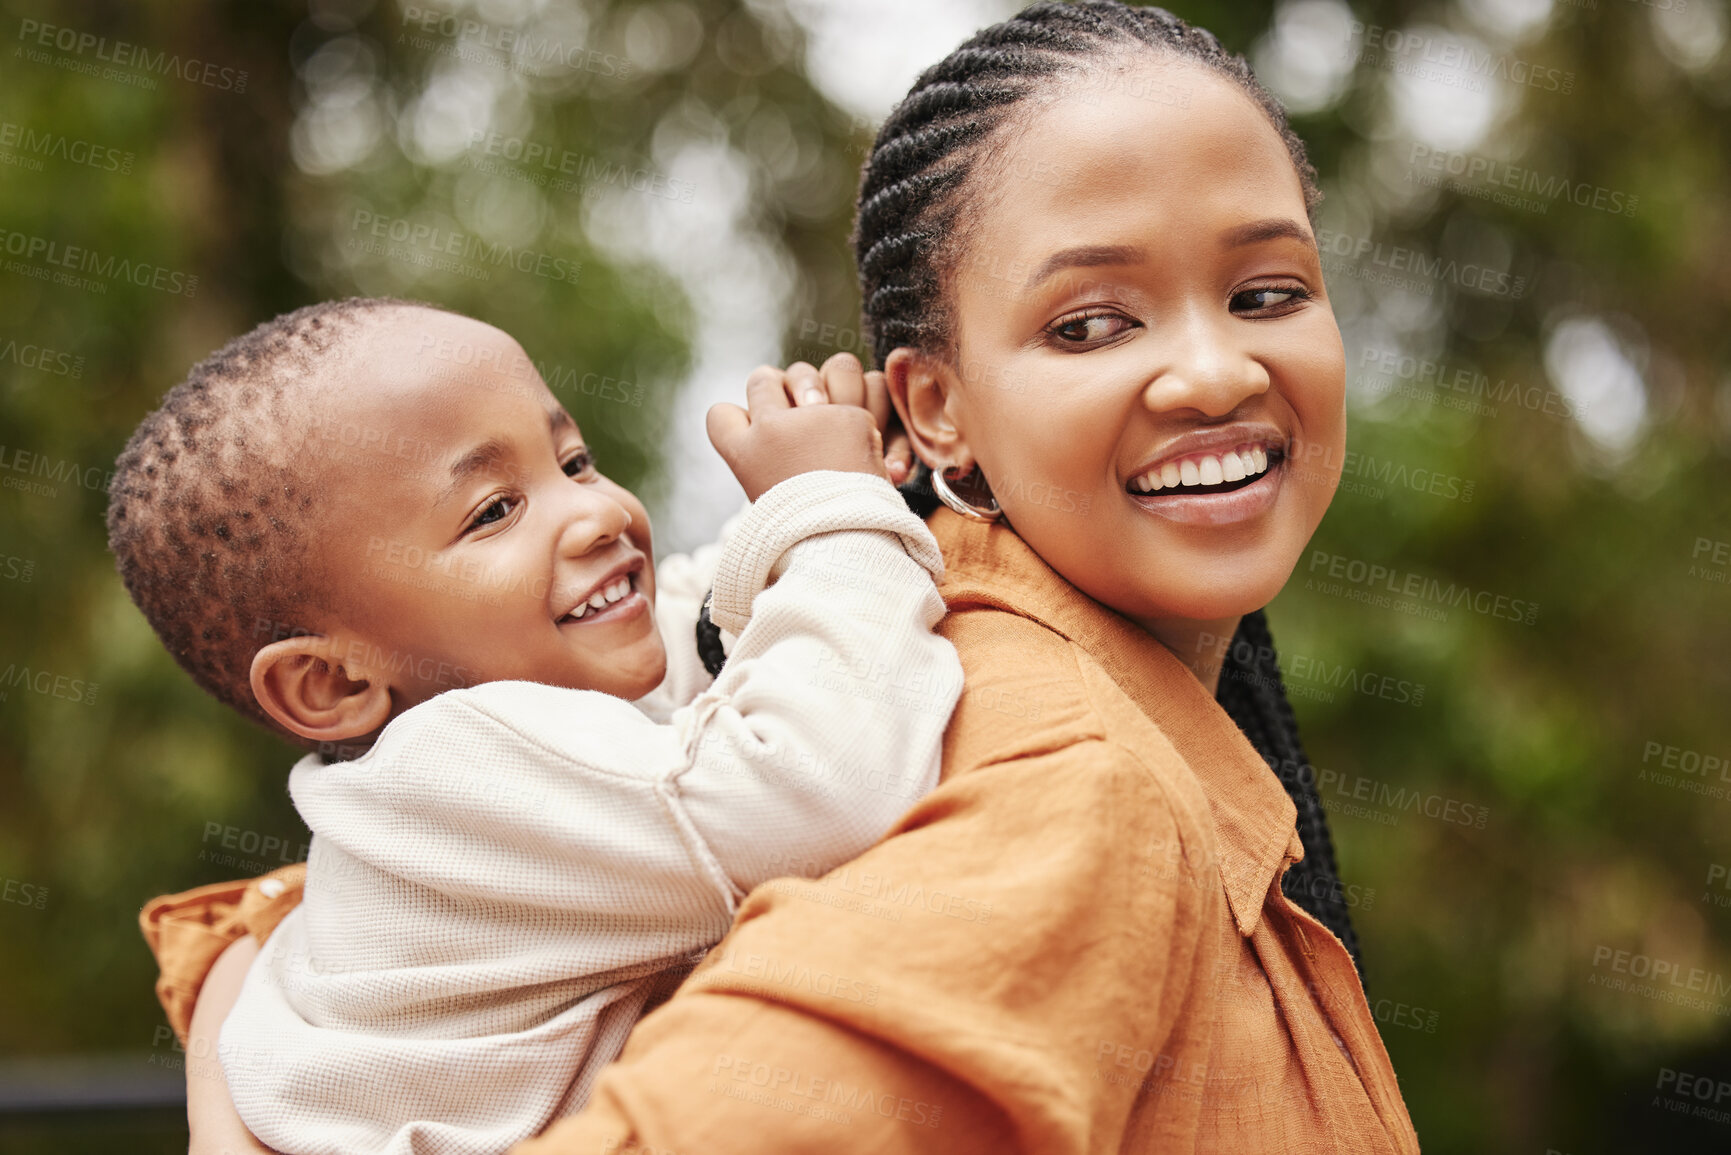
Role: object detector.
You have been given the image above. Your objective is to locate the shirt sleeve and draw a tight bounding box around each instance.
[669,470,958,895]
[631,501,750,723]
[509,735,1215,1155]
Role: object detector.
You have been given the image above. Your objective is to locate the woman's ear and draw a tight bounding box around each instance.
[249,636,393,744]
[883,347,974,472]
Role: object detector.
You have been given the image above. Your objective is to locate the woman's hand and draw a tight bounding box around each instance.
[185,936,280,1155]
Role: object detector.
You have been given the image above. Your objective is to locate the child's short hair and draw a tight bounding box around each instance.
[106,296,440,734]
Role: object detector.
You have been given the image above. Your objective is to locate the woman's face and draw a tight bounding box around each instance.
[892,57,1346,634]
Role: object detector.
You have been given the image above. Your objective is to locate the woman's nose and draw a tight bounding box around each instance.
[1140,310,1271,417]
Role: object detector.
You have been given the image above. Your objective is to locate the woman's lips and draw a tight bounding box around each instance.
[1125,456,1284,526]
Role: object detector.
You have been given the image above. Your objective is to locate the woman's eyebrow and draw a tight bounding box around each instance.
[1222,217,1315,250]
[1024,244,1146,288]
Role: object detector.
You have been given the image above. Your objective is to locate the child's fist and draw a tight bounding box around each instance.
[707,361,888,501]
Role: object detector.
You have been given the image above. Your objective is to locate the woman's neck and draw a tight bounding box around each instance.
[1131,614,1244,697]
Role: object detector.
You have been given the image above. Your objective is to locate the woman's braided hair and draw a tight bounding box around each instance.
[844,0,1363,975]
[852,0,1321,370]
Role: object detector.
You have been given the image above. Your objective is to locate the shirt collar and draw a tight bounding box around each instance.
[929,509,1300,937]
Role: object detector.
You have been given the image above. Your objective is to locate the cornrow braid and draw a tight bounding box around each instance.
[106,296,441,739]
[852,0,1320,370]
[848,1,1357,969]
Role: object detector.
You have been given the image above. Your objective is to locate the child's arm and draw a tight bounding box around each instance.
[663,360,953,893]
[637,353,912,717]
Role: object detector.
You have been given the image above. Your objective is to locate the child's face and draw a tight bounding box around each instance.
[302,310,665,712]
[928,58,1346,628]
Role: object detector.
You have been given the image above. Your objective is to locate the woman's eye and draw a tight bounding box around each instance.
[1049,312,1134,345]
[468,495,516,532]
[1233,286,1310,313]
[561,450,595,478]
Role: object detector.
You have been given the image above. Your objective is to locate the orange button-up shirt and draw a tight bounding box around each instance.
[145,508,1421,1154]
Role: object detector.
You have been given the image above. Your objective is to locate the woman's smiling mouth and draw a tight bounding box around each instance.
[1124,438,1288,527]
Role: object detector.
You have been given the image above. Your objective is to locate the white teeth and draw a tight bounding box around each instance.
[1129,444,1273,496]
[564,576,633,622]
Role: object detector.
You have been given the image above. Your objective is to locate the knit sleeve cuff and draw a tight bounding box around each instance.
[708,471,943,636]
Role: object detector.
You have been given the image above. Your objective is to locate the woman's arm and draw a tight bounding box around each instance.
[186,936,278,1155]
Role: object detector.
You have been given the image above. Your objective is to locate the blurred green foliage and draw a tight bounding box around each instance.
[0,0,1727,1152]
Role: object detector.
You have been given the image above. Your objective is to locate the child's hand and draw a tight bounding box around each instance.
[781,353,913,485]
[707,355,892,501]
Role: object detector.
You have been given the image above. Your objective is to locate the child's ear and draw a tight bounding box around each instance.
[249,637,392,745]
[884,348,975,472]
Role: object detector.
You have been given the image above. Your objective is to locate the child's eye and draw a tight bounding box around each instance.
[1231,285,1311,314]
[562,449,595,478]
[466,495,518,533]
[1047,310,1136,347]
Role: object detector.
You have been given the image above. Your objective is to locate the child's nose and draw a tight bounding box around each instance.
[552,485,632,559]
[1139,313,1271,417]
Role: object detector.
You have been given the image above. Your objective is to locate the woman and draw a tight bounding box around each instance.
[170,4,1416,1151]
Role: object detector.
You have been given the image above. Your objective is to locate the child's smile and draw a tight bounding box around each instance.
[258,308,670,742]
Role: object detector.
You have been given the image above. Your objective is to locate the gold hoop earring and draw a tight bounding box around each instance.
[930,465,1002,524]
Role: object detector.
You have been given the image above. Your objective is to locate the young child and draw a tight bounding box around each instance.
[106,298,961,1155]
